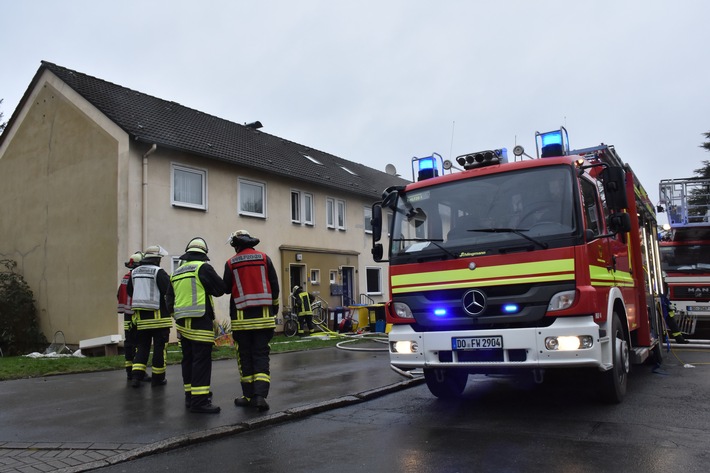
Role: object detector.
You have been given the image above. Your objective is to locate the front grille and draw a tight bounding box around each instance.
[438,349,527,363]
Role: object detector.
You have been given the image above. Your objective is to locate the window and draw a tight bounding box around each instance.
[329,270,338,284]
[364,206,372,233]
[327,198,346,230]
[310,269,320,285]
[171,257,182,273]
[172,164,206,210]
[581,178,602,236]
[291,190,314,225]
[366,267,382,295]
[301,153,323,165]
[303,193,314,225]
[326,198,335,228]
[239,178,266,218]
[291,191,301,223]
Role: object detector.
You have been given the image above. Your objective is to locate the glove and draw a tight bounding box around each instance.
[271,299,280,316]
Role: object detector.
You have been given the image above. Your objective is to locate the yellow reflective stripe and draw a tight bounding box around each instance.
[392,259,574,293]
[176,325,215,343]
[589,265,614,286]
[613,271,635,287]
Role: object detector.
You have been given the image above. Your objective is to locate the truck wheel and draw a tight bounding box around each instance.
[424,368,468,399]
[599,313,629,403]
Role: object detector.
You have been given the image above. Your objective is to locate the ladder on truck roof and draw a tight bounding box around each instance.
[568,144,625,169]
[659,177,710,228]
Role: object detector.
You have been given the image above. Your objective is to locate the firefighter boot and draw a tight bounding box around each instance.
[185,392,192,409]
[234,396,250,407]
[190,395,221,414]
[250,395,270,412]
[675,335,689,344]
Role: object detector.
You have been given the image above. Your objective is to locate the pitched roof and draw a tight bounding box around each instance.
[5,61,410,199]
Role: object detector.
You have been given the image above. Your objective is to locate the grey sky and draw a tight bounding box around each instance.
[2,0,709,219]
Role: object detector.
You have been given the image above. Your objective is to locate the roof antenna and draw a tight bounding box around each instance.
[449,121,456,160]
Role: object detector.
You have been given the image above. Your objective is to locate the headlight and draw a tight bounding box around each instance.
[393,302,414,319]
[544,335,593,351]
[548,290,576,311]
[390,341,418,354]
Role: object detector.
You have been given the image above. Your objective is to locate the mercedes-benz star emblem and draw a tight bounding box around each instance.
[462,289,486,316]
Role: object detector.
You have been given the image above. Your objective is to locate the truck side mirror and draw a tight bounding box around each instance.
[608,212,631,234]
[372,244,384,262]
[601,167,628,212]
[371,204,383,243]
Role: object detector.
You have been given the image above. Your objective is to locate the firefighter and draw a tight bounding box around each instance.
[128,245,172,387]
[167,237,225,414]
[223,230,280,412]
[661,282,689,344]
[292,285,315,336]
[117,251,142,381]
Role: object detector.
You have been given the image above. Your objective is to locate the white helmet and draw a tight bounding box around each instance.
[186,237,208,254]
[143,245,168,258]
[125,252,143,269]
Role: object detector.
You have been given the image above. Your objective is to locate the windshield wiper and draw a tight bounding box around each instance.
[469,228,549,250]
[394,238,459,259]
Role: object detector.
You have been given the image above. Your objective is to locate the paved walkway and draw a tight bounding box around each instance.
[0,344,422,473]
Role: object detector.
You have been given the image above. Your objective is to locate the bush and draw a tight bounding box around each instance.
[0,259,47,356]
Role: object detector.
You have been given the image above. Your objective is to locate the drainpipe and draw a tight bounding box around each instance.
[142,144,157,249]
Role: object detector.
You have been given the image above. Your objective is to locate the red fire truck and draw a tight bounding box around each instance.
[658,177,710,333]
[371,128,665,403]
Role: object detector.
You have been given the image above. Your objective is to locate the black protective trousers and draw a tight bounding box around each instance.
[233,328,274,399]
[132,327,170,382]
[180,337,213,407]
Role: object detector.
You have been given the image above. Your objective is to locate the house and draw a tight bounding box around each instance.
[0,61,409,345]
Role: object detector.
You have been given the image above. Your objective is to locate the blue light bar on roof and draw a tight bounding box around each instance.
[536,126,569,158]
[412,153,443,181]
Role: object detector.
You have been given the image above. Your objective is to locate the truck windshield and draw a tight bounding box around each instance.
[389,165,578,260]
[661,244,710,272]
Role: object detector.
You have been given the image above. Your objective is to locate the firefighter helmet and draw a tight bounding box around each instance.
[143,245,168,258]
[185,237,209,254]
[228,230,260,249]
[125,252,143,269]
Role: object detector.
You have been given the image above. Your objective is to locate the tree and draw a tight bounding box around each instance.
[693,131,710,177]
[0,259,47,355]
[0,98,6,134]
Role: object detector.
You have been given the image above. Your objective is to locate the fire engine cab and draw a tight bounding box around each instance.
[371,128,665,403]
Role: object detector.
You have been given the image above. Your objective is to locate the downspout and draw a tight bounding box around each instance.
[142,144,157,250]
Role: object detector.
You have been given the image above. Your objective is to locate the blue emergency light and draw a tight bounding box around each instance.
[536,127,569,158]
[412,153,443,181]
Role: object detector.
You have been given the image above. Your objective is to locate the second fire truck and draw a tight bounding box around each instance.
[658,177,710,332]
[371,128,665,403]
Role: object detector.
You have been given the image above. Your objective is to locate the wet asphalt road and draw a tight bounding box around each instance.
[90,344,710,473]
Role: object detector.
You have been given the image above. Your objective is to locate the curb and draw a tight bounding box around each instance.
[54,376,424,473]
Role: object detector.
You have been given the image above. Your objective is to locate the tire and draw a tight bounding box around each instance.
[599,313,629,403]
[423,368,468,399]
[312,307,325,325]
[283,319,298,337]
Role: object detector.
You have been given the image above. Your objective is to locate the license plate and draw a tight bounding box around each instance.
[452,336,503,350]
[687,306,708,312]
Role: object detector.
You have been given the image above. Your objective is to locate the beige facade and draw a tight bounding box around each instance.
[0,69,391,345]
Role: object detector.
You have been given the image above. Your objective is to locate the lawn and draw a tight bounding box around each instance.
[0,333,378,381]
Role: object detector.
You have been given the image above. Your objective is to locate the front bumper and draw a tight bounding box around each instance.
[388,316,603,372]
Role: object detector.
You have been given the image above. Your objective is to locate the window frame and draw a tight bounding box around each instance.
[364,206,373,234]
[291,189,315,226]
[238,177,267,218]
[171,163,207,210]
[365,266,382,295]
[310,268,320,285]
